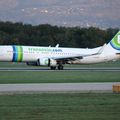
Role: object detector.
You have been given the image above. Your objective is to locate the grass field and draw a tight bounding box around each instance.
[0,71,120,83]
[0,61,120,83]
[0,93,120,120]
[0,62,120,120]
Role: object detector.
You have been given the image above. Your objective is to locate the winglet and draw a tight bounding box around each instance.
[97,43,107,54]
[55,44,59,48]
[92,43,107,56]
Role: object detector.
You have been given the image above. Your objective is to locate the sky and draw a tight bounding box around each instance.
[0,0,120,28]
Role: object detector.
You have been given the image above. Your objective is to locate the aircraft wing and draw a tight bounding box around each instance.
[51,52,96,62]
[51,53,93,62]
[52,55,83,61]
[51,44,106,62]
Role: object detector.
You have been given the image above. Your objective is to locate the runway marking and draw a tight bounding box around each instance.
[0,68,120,72]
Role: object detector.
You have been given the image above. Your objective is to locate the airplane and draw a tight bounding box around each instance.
[0,31,120,70]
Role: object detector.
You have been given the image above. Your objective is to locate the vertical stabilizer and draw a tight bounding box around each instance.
[109,31,120,50]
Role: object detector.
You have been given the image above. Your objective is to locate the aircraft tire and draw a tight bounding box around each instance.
[50,66,56,70]
[58,65,64,70]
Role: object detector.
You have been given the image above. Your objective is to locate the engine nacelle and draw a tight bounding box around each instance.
[49,59,57,66]
[37,58,57,66]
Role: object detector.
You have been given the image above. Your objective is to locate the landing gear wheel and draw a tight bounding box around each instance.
[50,66,56,70]
[58,65,64,70]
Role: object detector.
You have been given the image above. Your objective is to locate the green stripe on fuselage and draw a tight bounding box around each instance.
[13,46,23,62]
[18,46,23,62]
[17,46,23,62]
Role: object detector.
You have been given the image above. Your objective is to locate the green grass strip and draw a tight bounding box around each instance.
[0,93,120,120]
[0,71,120,83]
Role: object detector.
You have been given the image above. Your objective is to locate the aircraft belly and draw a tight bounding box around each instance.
[79,54,119,64]
[0,53,13,61]
[23,55,38,62]
[22,53,45,62]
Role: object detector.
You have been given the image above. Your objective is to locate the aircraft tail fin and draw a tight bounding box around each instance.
[101,31,120,54]
[109,31,120,51]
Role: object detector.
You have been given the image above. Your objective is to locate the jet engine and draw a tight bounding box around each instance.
[37,58,57,66]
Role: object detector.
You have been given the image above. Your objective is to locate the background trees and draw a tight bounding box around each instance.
[0,21,119,48]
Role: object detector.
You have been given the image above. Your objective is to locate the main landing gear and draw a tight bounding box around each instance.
[58,65,64,70]
[50,65,64,70]
[50,66,56,70]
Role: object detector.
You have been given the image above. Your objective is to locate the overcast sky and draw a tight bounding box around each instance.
[0,0,120,28]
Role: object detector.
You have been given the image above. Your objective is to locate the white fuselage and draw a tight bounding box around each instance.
[0,45,119,64]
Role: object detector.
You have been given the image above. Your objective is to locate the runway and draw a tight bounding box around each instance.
[0,67,119,94]
[0,82,119,94]
[0,67,120,71]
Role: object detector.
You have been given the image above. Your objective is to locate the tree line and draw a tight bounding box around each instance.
[0,21,119,48]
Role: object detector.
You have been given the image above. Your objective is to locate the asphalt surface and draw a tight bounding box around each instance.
[0,67,120,71]
[0,82,120,94]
